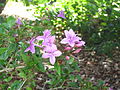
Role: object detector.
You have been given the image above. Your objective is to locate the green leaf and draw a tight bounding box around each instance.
[70,75,75,80]
[98,80,105,86]
[4,77,12,82]
[54,62,61,76]
[7,16,16,28]
[37,61,45,72]
[8,80,23,90]
[68,82,78,87]
[26,87,32,90]
[0,43,17,60]
[0,48,7,55]
[18,72,27,78]
[0,51,8,60]
[76,75,82,81]
[32,55,45,72]
[0,27,6,35]
[21,53,30,65]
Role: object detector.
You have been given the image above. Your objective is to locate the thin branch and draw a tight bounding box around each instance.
[18,79,27,90]
[0,66,25,73]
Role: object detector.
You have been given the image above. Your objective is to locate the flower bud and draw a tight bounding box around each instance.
[72,48,81,53]
[65,56,70,60]
[64,47,72,51]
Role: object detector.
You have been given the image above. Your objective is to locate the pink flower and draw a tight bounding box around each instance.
[24,37,42,54]
[36,30,57,51]
[57,10,66,19]
[72,48,81,53]
[65,56,70,60]
[42,47,62,65]
[60,29,81,47]
[43,44,57,52]
[36,30,51,41]
[42,36,55,47]
[36,30,53,46]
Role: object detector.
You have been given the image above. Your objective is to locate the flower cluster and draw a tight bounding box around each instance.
[25,30,62,65]
[24,29,85,64]
[61,29,85,60]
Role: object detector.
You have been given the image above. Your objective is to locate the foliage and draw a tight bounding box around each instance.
[33,0,120,56]
[1,0,119,89]
[0,15,108,89]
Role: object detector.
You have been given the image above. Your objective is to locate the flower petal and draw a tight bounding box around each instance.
[60,38,68,44]
[44,44,57,52]
[69,29,76,37]
[53,50,62,57]
[43,29,51,37]
[69,42,75,47]
[80,41,85,46]
[30,45,35,54]
[43,36,55,46]
[49,36,55,44]
[30,37,35,44]
[57,11,66,19]
[50,56,56,65]
[64,30,69,38]
[36,36,44,40]
[42,53,50,58]
[24,47,30,52]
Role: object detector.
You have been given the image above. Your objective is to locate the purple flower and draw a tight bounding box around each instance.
[42,36,55,46]
[43,44,57,52]
[60,29,81,47]
[16,18,22,26]
[36,30,51,41]
[42,47,62,65]
[24,37,42,54]
[36,30,56,48]
[57,10,66,19]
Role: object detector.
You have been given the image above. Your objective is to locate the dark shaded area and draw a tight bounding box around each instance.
[0,0,6,14]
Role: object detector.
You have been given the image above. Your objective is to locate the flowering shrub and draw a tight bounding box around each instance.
[34,0,120,56]
[1,0,116,89]
[0,14,109,90]
[24,29,85,65]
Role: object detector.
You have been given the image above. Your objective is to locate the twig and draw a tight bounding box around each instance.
[18,79,27,90]
[0,66,25,73]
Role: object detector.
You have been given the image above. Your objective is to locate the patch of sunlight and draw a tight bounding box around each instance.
[1,1,37,20]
